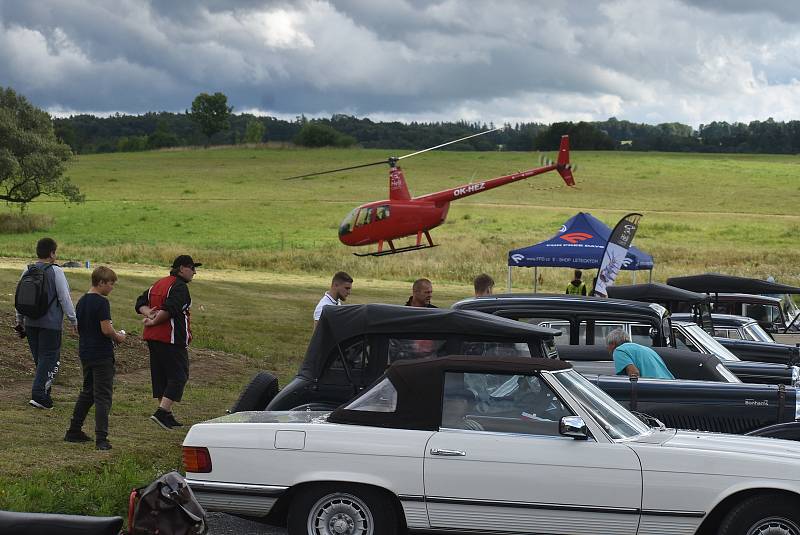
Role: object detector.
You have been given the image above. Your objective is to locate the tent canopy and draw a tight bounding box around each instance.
[507,212,654,270]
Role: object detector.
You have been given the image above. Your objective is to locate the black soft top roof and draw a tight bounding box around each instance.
[328,355,571,431]
[667,273,800,295]
[454,294,666,318]
[302,304,559,379]
[606,283,709,304]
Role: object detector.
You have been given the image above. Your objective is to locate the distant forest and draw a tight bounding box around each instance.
[53,112,800,155]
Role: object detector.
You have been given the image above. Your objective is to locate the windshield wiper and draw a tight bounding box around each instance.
[632,411,666,431]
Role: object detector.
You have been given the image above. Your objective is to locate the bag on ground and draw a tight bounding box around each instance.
[14,263,54,319]
[128,471,207,535]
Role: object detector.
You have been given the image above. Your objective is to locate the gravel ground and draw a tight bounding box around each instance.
[207,512,286,534]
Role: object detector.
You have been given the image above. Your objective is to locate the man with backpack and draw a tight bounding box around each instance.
[136,255,199,430]
[14,237,78,410]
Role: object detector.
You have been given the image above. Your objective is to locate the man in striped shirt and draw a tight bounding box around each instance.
[136,255,199,430]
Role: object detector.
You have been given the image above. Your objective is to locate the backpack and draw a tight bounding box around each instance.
[15,263,55,319]
[128,471,207,535]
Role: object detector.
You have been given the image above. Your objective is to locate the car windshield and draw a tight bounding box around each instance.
[682,323,741,361]
[743,322,775,343]
[780,294,800,321]
[550,369,651,440]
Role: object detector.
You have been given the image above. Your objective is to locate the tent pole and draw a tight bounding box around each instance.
[507,266,512,293]
[649,268,653,283]
[534,267,538,293]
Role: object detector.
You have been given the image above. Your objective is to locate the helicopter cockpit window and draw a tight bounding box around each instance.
[355,207,374,227]
[339,208,359,236]
[375,205,391,221]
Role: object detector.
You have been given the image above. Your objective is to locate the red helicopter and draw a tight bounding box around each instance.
[287,131,576,257]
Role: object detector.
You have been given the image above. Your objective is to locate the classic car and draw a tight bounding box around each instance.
[452,294,799,387]
[184,356,800,535]
[667,273,800,338]
[230,304,560,413]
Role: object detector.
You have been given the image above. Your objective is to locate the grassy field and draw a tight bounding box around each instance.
[0,144,798,522]
[1,145,798,286]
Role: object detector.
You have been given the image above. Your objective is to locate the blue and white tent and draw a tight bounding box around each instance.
[507,212,654,291]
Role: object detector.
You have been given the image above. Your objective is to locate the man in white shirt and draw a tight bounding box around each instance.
[313,272,353,329]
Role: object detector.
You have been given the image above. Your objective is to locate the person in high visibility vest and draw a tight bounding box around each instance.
[565,269,587,296]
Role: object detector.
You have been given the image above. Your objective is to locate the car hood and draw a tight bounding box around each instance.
[663,430,800,460]
[630,429,800,480]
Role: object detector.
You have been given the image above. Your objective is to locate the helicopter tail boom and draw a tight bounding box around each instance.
[556,135,575,186]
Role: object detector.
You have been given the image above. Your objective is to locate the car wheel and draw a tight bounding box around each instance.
[229,372,278,413]
[287,483,398,535]
[718,494,800,535]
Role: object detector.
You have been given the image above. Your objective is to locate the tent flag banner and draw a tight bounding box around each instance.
[593,213,642,297]
[507,212,654,270]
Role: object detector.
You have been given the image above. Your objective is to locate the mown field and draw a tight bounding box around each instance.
[0,144,798,522]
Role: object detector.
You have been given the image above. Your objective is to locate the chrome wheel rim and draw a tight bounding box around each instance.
[307,492,373,535]
[747,516,800,535]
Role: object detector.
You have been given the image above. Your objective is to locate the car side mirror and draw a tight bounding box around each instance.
[559,416,589,440]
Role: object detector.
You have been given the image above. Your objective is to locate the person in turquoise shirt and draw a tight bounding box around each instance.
[606,328,675,380]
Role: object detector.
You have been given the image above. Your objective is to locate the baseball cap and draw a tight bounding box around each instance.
[171,255,202,269]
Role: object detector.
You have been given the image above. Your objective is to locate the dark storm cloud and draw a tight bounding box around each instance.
[0,0,798,125]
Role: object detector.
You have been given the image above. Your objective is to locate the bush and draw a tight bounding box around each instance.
[294,123,355,147]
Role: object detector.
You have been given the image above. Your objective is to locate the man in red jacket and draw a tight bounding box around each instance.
[136,255,199,430]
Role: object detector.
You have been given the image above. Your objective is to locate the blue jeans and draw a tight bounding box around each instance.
[26,326,62,400]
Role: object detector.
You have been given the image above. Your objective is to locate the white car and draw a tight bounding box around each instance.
[183,356,800,535]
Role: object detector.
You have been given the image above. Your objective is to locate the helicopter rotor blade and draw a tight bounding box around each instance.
[283,159,390,180]
[397,127,503,161]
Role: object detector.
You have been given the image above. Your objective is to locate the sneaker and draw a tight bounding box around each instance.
[96,440,112,451]
[166,412,184,428]
[64,430,92,443]
[150,409,174,430]
[29,397,54,410]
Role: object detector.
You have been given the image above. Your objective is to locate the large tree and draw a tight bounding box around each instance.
[189,92,233,145]
[0,87,83,206]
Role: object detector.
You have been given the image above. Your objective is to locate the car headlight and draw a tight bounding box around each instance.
[793,365,800,388]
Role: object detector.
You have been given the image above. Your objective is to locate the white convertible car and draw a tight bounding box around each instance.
[183,356,800,535]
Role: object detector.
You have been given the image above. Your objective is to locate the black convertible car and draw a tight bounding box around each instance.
[231,304,559,413]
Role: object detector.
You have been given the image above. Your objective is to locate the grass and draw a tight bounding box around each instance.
[0,144,798,521]
[0,145,797,286]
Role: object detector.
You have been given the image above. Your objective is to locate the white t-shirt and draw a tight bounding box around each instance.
[313,292,340,321]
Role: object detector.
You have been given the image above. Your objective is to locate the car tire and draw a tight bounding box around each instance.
[718,494,800,535]
[287,483,398,535]
[229,372,278,413]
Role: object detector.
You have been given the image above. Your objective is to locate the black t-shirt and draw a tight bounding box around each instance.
[77,293,114,361]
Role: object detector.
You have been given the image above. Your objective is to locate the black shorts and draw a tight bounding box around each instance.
[147,340,189,402]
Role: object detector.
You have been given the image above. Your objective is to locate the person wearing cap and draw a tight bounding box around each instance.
[135,255,200,430]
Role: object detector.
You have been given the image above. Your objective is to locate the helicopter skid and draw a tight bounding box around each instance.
[354,243,439,257]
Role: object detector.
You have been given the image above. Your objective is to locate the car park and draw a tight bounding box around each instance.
[230,304,560,413]
[184,356,800,535]
[453,294,800,438]
[453,294,799,387]
[666,273,800,340]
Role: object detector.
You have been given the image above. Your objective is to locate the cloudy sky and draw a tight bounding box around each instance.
[1,0,798,126]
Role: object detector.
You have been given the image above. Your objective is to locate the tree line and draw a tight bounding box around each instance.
[2,84,800,210]
[54,112,800,155]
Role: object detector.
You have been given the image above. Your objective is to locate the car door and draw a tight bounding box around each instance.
[423,371,643,535]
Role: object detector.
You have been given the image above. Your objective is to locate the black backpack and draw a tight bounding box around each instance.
[15,263,56,319]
